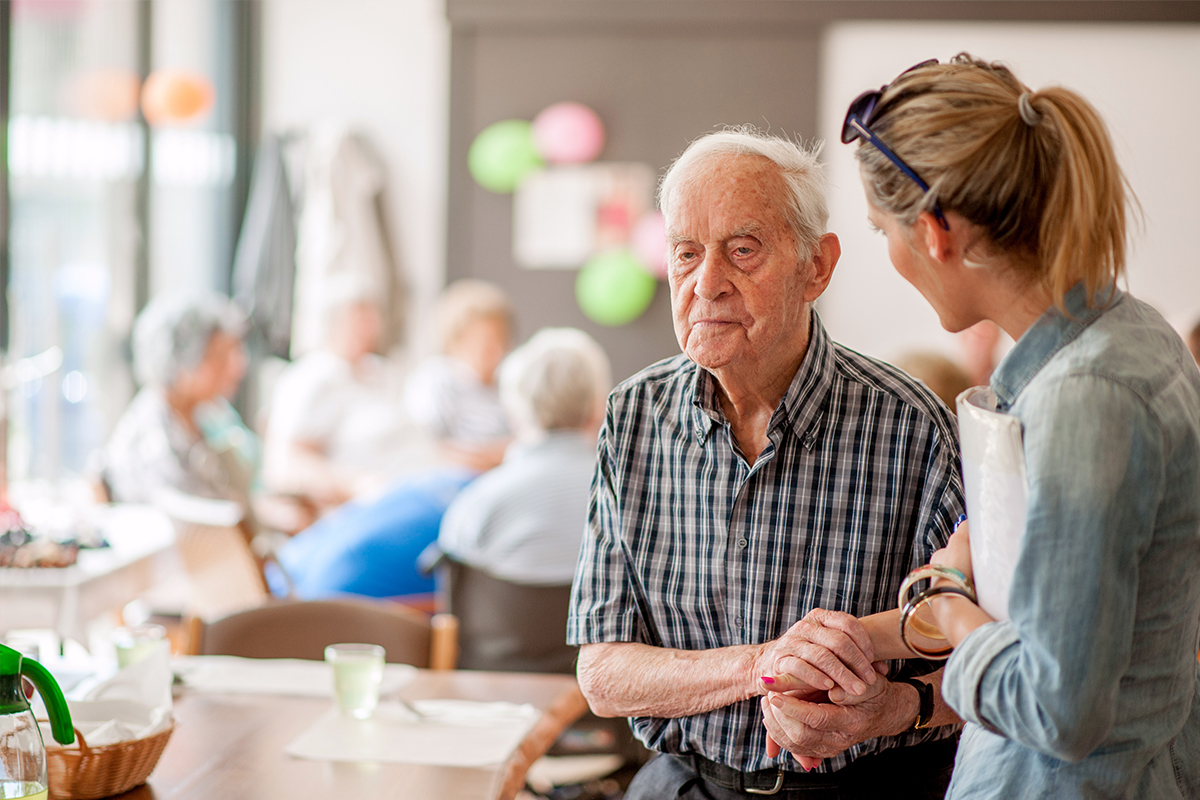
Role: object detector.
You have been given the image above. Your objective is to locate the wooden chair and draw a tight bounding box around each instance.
[187,597,458,670]
[441,559,576,674]
[173,521,272,621]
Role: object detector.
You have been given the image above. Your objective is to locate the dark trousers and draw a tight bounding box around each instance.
[624,737,957,800]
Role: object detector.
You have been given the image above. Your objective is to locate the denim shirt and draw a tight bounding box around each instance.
[942,284,1200,799]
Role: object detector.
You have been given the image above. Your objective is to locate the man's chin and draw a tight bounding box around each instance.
[685,344,738,371]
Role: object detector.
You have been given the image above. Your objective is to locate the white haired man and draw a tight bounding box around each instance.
[567,129,965,798]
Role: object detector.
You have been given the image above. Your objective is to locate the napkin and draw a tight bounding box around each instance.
[40,642,174,748]
[284,699,539,767]
[173,655,417,697]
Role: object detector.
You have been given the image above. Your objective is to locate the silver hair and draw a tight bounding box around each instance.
[133,292,246,388]
[498,328,612,433]
[657,126,829,260]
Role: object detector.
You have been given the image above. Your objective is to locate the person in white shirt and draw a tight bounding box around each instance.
[405,280,514,472]
[264,275,433,507]
[438,327,611,585]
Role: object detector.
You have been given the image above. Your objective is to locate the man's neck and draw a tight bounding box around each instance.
[710,336,810,466]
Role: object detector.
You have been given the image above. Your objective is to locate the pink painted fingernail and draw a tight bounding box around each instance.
[760,676,775,685]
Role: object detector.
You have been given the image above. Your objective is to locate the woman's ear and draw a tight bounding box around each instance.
[916,211,954,264]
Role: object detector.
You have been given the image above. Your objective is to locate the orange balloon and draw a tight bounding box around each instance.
[140,70,215,126]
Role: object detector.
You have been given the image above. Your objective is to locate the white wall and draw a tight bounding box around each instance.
[818,23,1200,364]
[260,0,449,353]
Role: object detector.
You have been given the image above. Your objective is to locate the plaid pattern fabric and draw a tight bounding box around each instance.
[568,313,965,773]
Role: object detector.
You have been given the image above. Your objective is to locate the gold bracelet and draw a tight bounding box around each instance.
[897,564,976,611]
[899,585,977,659]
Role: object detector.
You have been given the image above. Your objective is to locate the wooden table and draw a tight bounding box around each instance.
[0,505,175,642]
[111,669,589,800]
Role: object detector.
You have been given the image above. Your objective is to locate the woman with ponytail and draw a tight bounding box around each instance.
[841,54,1200,798]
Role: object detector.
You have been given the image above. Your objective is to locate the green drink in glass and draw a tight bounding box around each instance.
[325,643,385,719]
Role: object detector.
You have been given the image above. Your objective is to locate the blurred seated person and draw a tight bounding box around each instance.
[406,280,514,472]
[264,274,436,508]
[892,351,972,414]
[102,292,254,527]
[266,465,475,600]
[437,327,611,672]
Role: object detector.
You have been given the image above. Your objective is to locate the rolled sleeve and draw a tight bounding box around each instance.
[943,620,1019,731]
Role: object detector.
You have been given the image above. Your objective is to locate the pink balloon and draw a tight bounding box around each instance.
[532,102,605,164]
[631,211,668,277]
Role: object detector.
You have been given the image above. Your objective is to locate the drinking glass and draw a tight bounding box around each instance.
[112,624,168,668]
[325,643,385,719]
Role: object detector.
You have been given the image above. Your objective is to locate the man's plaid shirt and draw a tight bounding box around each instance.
[568,313,965,773]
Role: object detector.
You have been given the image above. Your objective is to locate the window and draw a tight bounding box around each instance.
[5,0,249,485]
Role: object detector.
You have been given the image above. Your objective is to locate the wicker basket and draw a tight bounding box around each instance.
[44,722,175,800]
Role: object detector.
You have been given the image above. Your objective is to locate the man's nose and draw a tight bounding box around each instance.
[693,253,733,301]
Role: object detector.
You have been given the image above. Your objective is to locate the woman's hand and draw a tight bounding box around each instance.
[926,520,995,645]
[930,519,973,584]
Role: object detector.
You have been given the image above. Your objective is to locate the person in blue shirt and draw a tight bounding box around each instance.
[764,54,1200,799]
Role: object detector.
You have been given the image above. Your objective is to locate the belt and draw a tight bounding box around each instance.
[690,736,958,796]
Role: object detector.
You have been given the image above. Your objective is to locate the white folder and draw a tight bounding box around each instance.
[956,386,1028,621]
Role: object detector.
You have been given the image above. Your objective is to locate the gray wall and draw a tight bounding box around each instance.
[445,0,1200,382]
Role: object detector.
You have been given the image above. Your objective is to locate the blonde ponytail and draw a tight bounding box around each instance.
[856,54,1139,311]
[1034,87,1132,308]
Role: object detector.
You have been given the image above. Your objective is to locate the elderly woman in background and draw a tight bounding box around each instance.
[439,327,611,587]
[406,280,514,471]
[102,292,253,525]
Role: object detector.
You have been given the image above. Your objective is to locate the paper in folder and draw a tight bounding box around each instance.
[956,386,1028,621]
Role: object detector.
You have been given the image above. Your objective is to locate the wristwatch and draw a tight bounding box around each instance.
[893,676,934,730]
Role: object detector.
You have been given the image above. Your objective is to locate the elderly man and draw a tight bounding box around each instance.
[567,129,965,799]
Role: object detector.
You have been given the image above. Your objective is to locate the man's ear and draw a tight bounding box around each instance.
[802,233,841,303]
[916,211,953,263]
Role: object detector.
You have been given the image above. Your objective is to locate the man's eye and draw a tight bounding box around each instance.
[735,247,752,255]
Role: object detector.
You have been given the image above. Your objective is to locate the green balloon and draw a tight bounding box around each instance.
[468,119,544,193]
[576,250,658,327]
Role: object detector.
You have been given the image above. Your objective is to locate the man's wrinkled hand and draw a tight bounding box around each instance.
[755,609,878,700]
[760,678,911,765]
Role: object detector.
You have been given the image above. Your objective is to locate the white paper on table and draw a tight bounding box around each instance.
[285,700,539,766]
[956,386,1029,621]
[173,655,416,697]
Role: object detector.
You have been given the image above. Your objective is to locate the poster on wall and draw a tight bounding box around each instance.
[513,162,656,269]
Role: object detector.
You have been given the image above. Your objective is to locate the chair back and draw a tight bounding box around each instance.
[443,560,576,674]
[174,522,270,621]
[193,597,458,669]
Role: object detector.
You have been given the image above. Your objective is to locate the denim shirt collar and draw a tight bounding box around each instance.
[690,310,834,446]
[991,282,1121,410]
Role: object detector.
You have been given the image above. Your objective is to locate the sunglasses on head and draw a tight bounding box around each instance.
[841,59,949,231]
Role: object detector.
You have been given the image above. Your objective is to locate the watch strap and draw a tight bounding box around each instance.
[893,676,934,730]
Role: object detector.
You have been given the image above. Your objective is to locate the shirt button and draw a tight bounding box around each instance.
[737,537,748,548]
[735,616,744,627]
